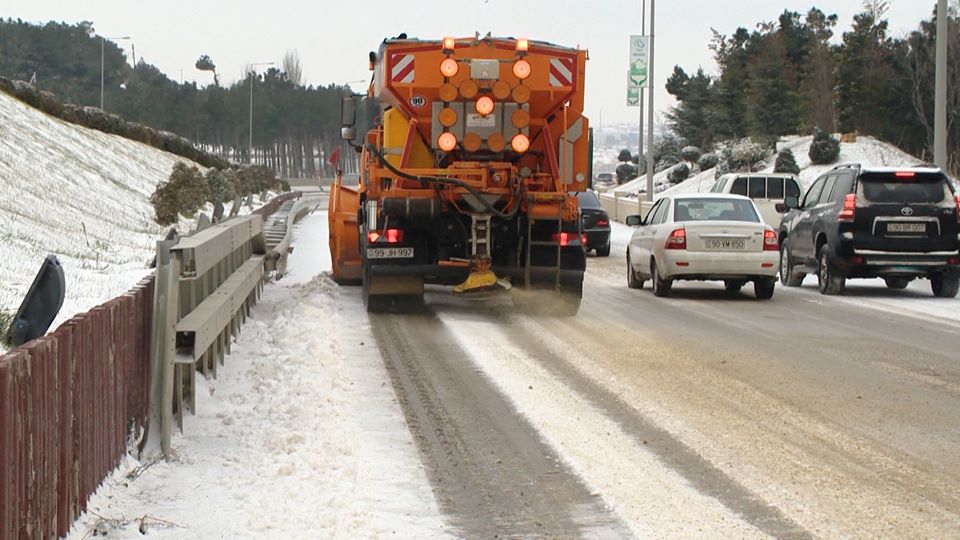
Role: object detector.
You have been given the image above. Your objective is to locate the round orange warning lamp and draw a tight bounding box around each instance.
[488,133,506,152]
[438,132,457,152]
[439,83,458,102]
[512,109,530,129]
[476,96,495,116]
[492,80,511,100]
[438,107,458,128]
[511,134,530,153]
[512,60,532,80]
[459,79,479,99]
[462,132,482,152]
[440,58,459,78]
[512,85,531,104]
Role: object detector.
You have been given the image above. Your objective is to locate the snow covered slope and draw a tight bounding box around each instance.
[0,91,202,333]
[606,135,927,203]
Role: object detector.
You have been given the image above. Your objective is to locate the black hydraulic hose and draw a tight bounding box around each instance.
[366,143,525,221]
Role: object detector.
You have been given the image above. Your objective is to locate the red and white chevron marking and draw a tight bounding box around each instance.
[549,57,575,87]
[391,54,415,84]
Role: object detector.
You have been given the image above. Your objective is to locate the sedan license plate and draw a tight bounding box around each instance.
[887,223,926,234]
[366,247,414,259]
[705,239,746,250]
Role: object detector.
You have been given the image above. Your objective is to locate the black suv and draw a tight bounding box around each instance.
[777,165,960,297]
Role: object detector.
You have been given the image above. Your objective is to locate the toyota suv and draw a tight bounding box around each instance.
[777,165,960,297]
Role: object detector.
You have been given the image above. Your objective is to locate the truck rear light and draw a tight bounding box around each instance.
[385,228,403,244]
[582,233,588,246]
[440,58,459,78]
[516,38,529,53]
[763,229,778,251]
[442,37,456,52]
[511,134,530,153]
[838,193,856,222]
[513,59,531,80]
[665,228,686,250]
[552,232,574,246]
[438,132,457,152]
[476,96,495,116]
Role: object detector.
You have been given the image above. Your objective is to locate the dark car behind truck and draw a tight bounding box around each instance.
[575,191,611,257]
[777,165,960,297]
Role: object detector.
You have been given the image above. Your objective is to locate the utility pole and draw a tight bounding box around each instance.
[645,0,656,202]
[935,0,948,170]
[639,0,646,183]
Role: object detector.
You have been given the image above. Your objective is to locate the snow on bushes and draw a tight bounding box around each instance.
[809,128,841,165]
[774,148,801,175]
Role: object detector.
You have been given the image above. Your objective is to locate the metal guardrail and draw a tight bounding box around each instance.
[263,194,322,277]
[145,214,266,457]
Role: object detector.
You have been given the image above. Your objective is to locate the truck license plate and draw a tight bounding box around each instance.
[705,239,746,250]
[366,247,414,259]
[887,223,926,234]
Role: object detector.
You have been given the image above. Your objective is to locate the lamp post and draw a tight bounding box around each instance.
[101,35,131,110]
[248,61,275,164]
[645,0,656,202]
[935,0,948,170]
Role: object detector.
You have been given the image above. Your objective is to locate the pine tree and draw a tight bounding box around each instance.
[774,149,801,174]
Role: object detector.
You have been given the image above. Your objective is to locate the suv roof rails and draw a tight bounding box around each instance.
[830,163,862,171]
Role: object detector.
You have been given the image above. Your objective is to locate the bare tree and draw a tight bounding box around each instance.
[863,0,890,20]
[283,50,303,86]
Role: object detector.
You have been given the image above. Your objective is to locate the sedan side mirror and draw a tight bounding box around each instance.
[625,214,643,227]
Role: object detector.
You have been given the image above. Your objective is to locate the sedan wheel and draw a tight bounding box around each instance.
[817,245,845,295]
[652,260,671,298]
[754,278,776,300]
[626,252,644,289]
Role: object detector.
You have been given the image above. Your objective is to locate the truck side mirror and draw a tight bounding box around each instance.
[340,96,357,141]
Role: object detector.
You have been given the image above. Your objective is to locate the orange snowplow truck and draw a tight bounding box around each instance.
[329,35,590,314]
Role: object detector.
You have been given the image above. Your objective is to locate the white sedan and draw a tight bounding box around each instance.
[625,193,780,299]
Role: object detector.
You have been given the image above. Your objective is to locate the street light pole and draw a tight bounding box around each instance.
[100,35,130,110]
[248,62,275,164]
[645,0,656,202]
[935,0,948,170]
[639,0,646,183]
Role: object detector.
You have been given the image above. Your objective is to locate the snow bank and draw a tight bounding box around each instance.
[0,91,204,331]
[66,212,449,539]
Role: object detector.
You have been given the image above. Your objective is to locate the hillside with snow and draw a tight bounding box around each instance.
[0,91,203,334]
[604,134,928,201]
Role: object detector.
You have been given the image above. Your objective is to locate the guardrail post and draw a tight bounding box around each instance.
[142,239,179,459]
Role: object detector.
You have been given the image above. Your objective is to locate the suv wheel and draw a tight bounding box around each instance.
[626,252,644,289]
[652,260,672,298]
[780,243,805,287]
[754,278,776,300]
[884,277,910,290]
[817,245,845,295]
[931,273,960,298]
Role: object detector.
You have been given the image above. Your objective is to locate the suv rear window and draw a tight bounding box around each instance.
[859,173,952,204]
[574,191,603,209]
[674,198,760,223]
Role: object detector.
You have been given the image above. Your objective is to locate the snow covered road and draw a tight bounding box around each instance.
[71,211,960,539]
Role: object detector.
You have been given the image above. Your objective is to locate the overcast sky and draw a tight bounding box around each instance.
[4,0,938,126]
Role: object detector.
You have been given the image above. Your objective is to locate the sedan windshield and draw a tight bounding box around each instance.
[674,198,760,223]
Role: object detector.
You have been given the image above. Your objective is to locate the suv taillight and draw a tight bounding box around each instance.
[763,229,778,251]
[838,193,856,222]
[665,228,686,250]
[955,194,960,222]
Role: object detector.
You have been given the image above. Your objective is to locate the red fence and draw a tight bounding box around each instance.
[0,276,154,540]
